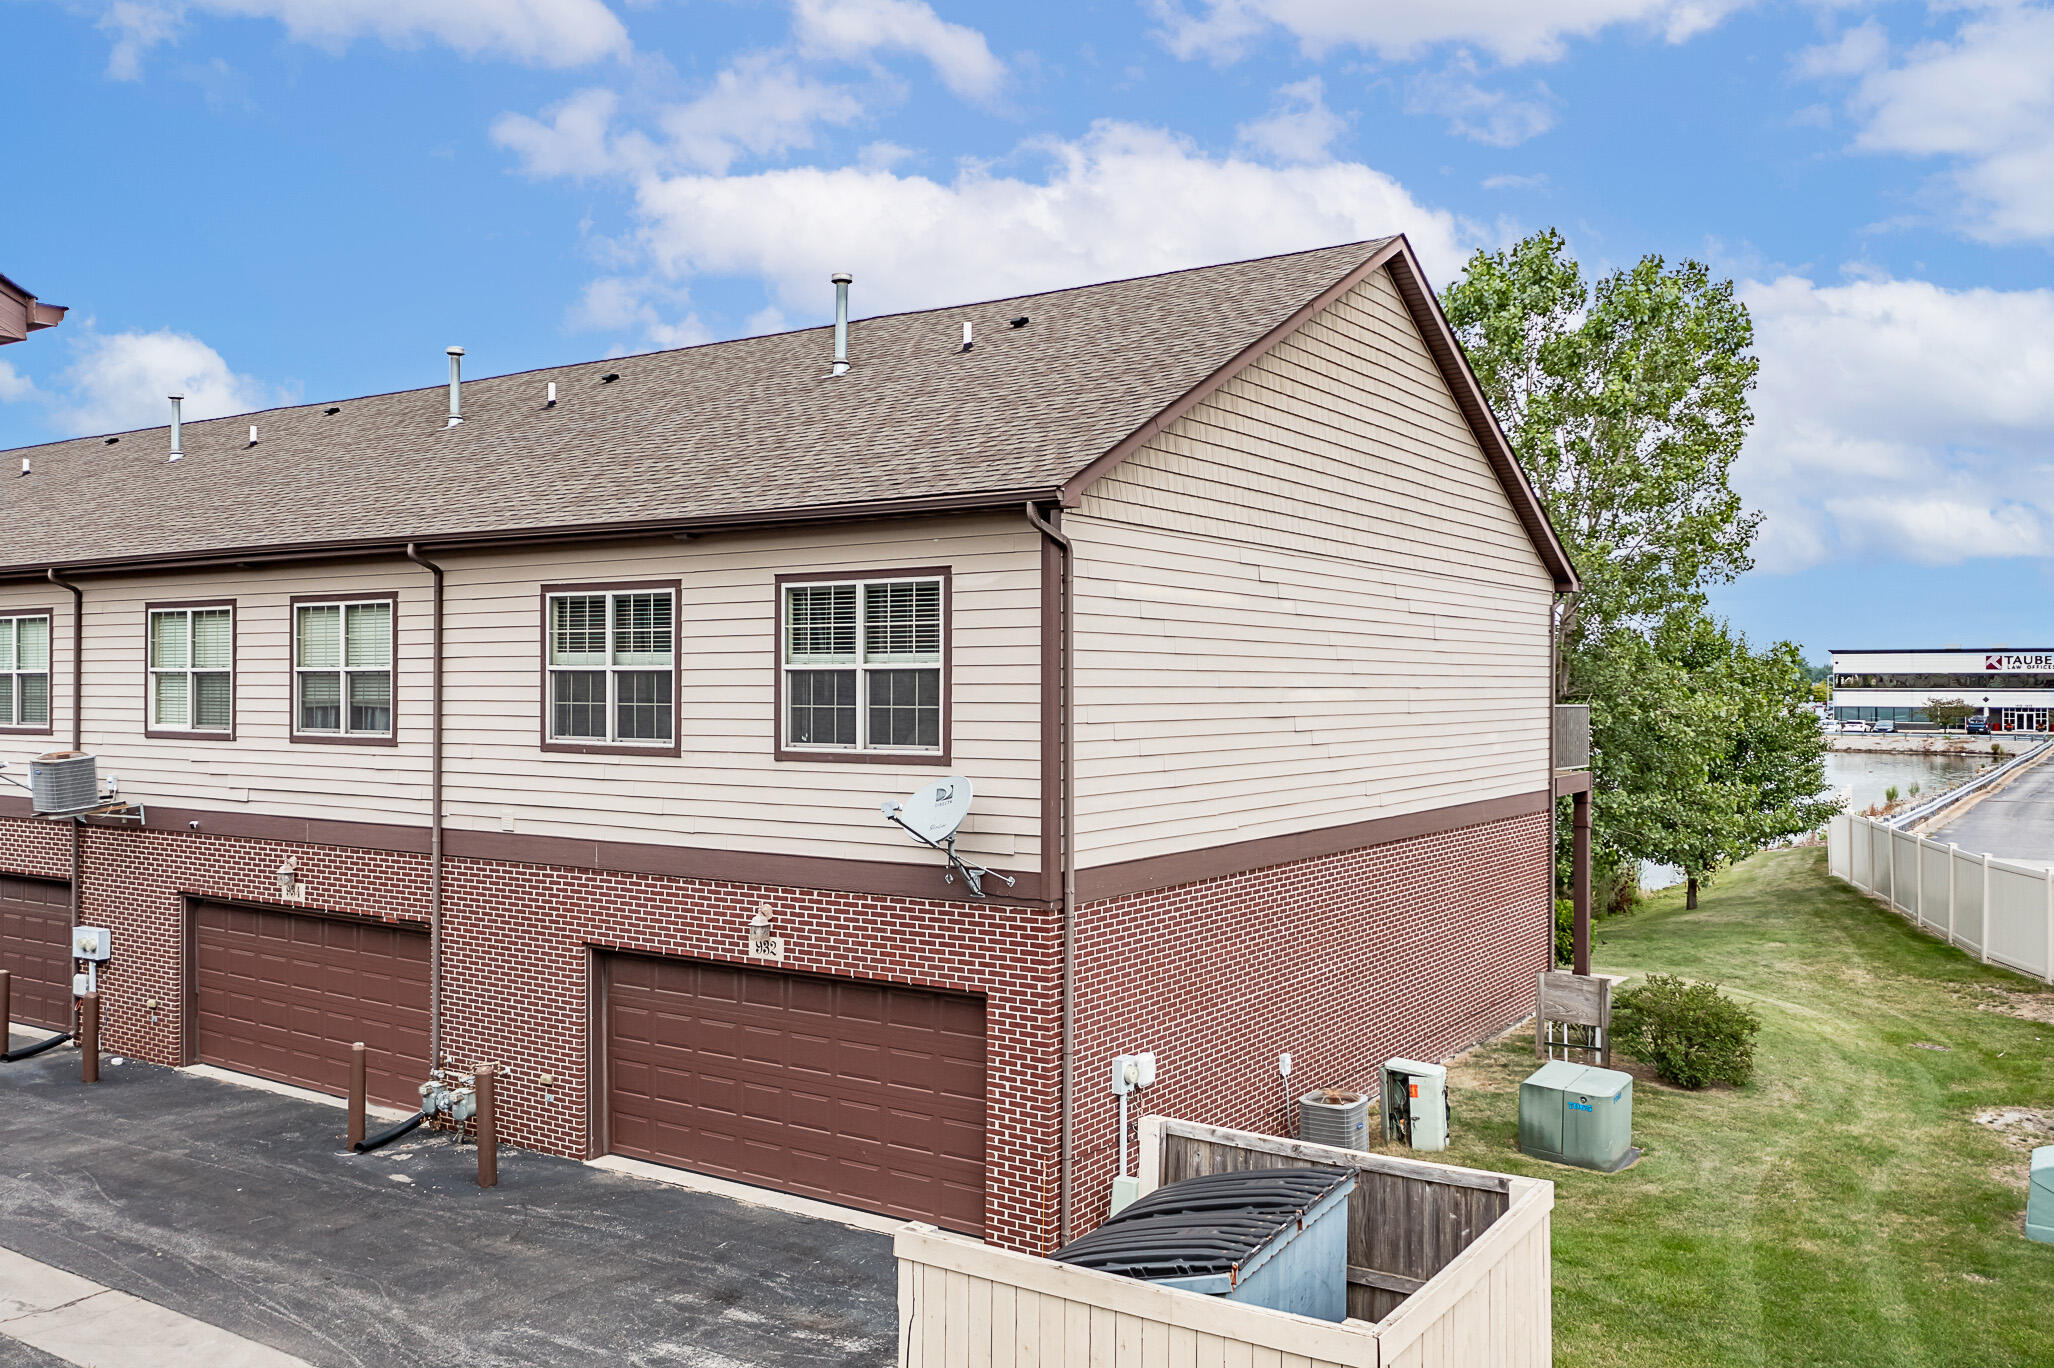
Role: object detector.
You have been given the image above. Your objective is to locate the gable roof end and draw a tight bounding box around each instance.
[1057,235,1578,594]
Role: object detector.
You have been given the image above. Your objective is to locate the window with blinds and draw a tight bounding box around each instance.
[148,606,233,734]
[546,588,676,746]
[294,599,393,738]
[782,575,943,754]
[0,613,51,731]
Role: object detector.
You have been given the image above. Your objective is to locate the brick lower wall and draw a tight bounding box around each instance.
[0,806,1544,1253]
[1065,809,1552,1236]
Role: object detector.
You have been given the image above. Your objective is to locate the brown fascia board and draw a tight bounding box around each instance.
[0,484,1062,583]
[1057,233,1580,595]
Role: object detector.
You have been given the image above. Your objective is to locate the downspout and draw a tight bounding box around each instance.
[46,569,84,952]
[1023,502,1076,1245]
[1548,592,1559,968]
[404,544,445,1068]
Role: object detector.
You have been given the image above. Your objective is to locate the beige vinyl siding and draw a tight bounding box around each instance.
[0,513,1041,873]
[1070,263,1555,868]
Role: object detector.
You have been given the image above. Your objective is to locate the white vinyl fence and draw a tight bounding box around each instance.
[1828,814,2054,982]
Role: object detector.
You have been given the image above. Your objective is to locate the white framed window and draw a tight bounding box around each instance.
[545,586,676,749]
[0,613,51,732]
[294,597,394,739]
[780,574,945,755]
[147,605,233,734]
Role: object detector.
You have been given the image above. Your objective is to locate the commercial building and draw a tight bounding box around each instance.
[0,237,1583,1251]
[1831,648,2054,731]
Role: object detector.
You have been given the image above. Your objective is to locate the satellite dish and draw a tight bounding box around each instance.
[879,776,1013,899]
[883,776,974,845]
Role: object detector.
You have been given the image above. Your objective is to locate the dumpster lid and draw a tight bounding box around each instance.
[1053,1167,1354,1283]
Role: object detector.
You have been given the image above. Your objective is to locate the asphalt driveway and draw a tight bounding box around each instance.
[0,1040,897,1367]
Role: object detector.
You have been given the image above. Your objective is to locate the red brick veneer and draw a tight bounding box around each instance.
[0,807,1545,1253]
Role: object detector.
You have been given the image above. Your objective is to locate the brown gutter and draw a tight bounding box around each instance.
[0,488,1062,585]
[45,568,85,995]
[404,543,446,1069]
[1023,501,1076,1246]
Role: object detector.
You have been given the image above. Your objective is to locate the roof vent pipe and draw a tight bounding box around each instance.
[168,394,183,461]
[445,346,465,427]
[248,425,258,447]
[961,320,973,353]
[831,272,852,377]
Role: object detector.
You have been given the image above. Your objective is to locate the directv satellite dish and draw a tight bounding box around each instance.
[881,775,1014,899]
[882,776,974,845]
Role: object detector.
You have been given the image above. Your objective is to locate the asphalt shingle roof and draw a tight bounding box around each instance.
[0,240,1396,573]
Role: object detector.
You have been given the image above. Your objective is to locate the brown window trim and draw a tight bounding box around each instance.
[0,606,56,738]
[143,598,238,742]
[773,566,952,767]
[539,579,683,758]
[288,590,400,748]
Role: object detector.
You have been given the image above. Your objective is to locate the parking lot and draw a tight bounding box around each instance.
[0,1038,898,1367]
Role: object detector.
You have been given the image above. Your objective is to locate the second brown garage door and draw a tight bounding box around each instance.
[604,954,988,1234]
[0,875,71,1031]
[191,901,429,1109]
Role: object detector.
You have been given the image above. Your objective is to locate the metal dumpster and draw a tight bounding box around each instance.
[1053,1167,1355,1322]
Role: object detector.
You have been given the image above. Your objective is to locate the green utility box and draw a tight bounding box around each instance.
[2030,1147,2054,1245]
[1519,1062,1640,1173]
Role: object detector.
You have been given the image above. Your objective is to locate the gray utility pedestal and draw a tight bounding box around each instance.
[2029,1146,2053,1245]
[1519,1061,1640,1173]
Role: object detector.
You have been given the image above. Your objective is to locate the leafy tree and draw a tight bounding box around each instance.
[1811,680,1832,705]
[1581,611,1836,907]
[1926,697,1975,731]
[1441,230,1759,698]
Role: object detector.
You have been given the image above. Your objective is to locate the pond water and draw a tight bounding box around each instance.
[1638,749,1991,891]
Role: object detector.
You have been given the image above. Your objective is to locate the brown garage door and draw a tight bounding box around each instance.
[191,901,429,1109]
[604,954,987,1234]
[0,875,71,1031]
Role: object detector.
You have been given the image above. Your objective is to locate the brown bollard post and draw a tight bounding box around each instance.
[475,1064,498,1189]
[347,1042,367,1149]
[79,993,99,1084]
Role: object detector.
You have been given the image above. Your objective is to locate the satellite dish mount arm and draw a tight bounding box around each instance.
[883,811,1016,900]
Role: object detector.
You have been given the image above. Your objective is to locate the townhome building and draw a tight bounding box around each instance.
[0,237,1579,1252]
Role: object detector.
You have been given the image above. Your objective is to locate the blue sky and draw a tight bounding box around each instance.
[4,0,2052,663]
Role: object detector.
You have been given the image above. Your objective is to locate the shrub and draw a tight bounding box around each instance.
[1885,785,1900,804]
[1613,974,1762,1089]
[1908,782,1921,798]
[1555,897,1575,964]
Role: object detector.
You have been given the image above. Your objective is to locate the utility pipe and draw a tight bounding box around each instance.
[1023,502,1076,1245]
[405,545,446,1068]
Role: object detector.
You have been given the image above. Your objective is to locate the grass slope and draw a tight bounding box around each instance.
[1422,848,2053,1368]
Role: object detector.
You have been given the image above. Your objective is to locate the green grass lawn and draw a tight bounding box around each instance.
[1420,848,2054,1367]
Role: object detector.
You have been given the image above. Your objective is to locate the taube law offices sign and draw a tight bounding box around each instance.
[1986,653,2054,672]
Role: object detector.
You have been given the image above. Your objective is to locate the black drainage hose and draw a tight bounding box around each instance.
[352,1110,427,1153]
[2,1032,74,1063]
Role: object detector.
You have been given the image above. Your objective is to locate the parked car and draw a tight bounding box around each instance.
[1872,720,1897,733]
[1966,716,1991,735]
[1839,719,1872,733]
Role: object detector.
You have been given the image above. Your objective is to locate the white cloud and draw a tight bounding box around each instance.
[496,56,866,179]
[0,361,36,404]
[1809,9,2054,242]
[620,120,1470,324]
[95,0,629,79]
[1148,0,1746,66]
[657,54,866,174]
[1738,272,2054,570]
[1234,77,1347,163]
[1405,62,1557,146]
[48,330,282,436]
[1481,172,1549,190]
[790,0,1004,101]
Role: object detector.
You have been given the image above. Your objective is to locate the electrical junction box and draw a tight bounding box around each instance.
[1519,1061,1639,1172]
[2028,1146,2053,1245]
[1380,1059,1449,1151]
[72,926,111,961]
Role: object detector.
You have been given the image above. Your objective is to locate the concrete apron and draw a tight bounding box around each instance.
[0,1246,314,1368]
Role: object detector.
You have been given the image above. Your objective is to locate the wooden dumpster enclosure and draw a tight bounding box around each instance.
[897,1117,1553,1366]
